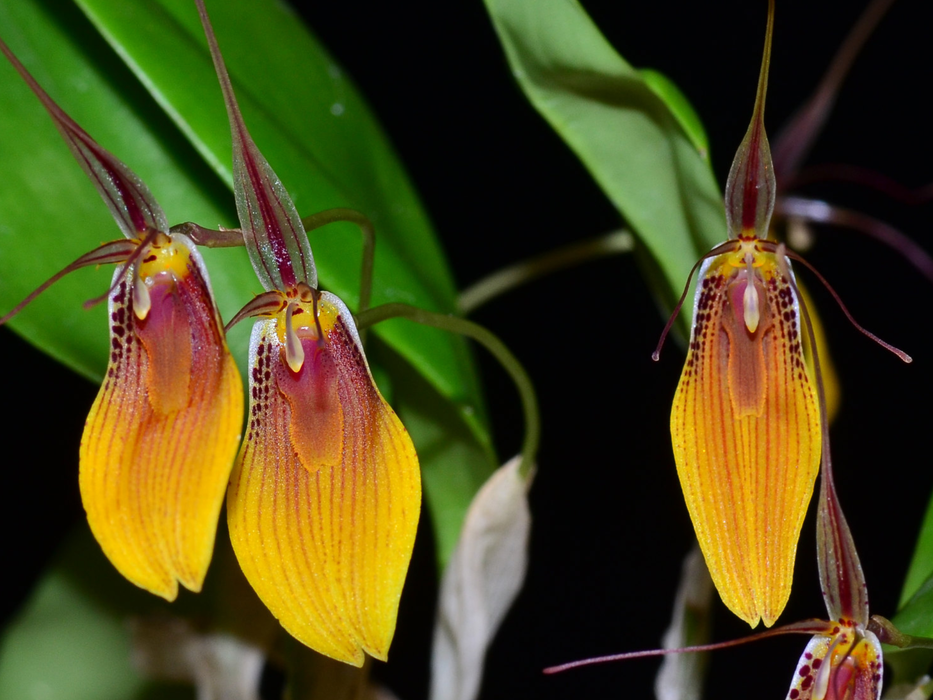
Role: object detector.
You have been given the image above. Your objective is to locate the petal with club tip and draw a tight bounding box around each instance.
[227,292,421,665]
[80,234,243,599]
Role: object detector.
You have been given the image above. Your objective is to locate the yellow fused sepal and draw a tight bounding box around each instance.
[79,236,243,600]
[227,292,421,665]
[671,250,821,627]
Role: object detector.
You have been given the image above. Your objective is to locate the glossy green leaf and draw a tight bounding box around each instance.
[374,344,497,570]
[883,490,933,656]
[892,573,933,641]
[481,0,725,312]
[897,492,933,611]
[0,528,191,700]
[0,0,495,567]
[639,68,710,160]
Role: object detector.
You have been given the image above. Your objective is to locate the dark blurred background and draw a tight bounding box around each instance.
[4,1,933,698]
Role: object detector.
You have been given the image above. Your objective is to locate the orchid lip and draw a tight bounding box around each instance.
[226,290,421,664]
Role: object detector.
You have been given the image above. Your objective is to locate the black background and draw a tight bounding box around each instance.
[4,1,933,698]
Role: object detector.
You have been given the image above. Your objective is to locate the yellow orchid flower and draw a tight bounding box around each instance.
[0,39,243,600]
[666,0,821,628]
[196,0,421,666]
[548,320,889,700]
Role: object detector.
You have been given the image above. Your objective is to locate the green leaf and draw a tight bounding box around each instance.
[897,491,933,611]
[886,489,933,659]
[639,68,710,160]
[0,0,496,566]
[481,0,725,313]
[892,571,933,643]
[0,528,191,700]
[374,344,497,570]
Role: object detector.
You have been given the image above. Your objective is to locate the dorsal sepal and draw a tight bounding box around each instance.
[195,0,317,293]
[724,0,777,240]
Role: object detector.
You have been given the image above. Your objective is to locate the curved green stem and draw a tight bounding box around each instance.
[870,615,933,651]
[457,229,633,314]
[356,303,539,480]
[301,208,375,316]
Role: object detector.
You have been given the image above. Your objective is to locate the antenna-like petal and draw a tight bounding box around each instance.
[195,0,316,292]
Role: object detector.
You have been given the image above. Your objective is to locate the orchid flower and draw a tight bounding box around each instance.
[658,0,915,629]
[0,39,243,600]
[546,219,890,700]
[663,0,822,628]
[194,0,421,667]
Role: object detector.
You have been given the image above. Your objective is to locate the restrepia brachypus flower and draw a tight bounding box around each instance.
[665,2,821,628]
[0,40,243,599]
[196,0,421,666]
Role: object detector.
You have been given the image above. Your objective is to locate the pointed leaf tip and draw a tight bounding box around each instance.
[195,0,316,292]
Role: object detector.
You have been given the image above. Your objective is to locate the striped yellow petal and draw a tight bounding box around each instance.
[228,291,420,666]
[671,239,821,627]
[80,234,243,600]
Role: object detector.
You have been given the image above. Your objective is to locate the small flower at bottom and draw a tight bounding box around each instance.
[196,0,421,665]
[786,619,882,700]
[0,38,243,600]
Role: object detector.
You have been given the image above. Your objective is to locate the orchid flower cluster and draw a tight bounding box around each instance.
[550,1,928,697]
[0,0,421,668]
[2,0,931,697]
